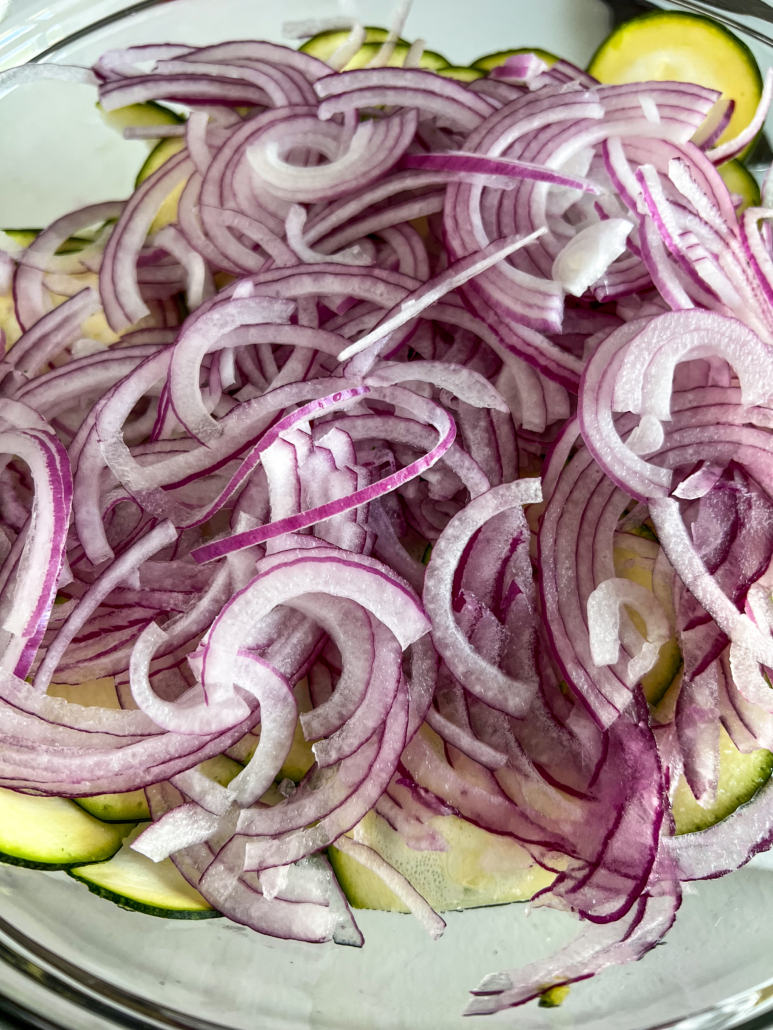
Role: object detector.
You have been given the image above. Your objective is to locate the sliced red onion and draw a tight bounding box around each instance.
[100,151,193,330]
[467,884,680,1014]
[707,67,773,165]
[310,616,401,768]
[332,834,445,939]
[8,30,773,1007]
[290,596,375,740]
[190,386,457,561]
[147,782,363,945]
[403,151,602,194]
[423,479,541,717]
[236,727,383,839]
[0,64,97,97]
[33,520,178,691]
[14,202,123,331]
[314,68,496,133]
[587,578,670,685]
[170,766,236,815]
[226,649,297,804]
[200,549,429,716]
[133,802,221,862]
[168,295,295,443]
[243,679,408,871]
[552,219,633,298]
[247,110,419,203]
[285,204,374,266]
[130,623,253,734]
[338,230,546,361]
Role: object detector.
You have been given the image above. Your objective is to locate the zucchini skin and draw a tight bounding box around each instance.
[66,872,223,920]
[0,848,111,873]
[0,847,125,872]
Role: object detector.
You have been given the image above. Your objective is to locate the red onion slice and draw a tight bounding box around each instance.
[423,478,541,717]
[466,883,680,1014]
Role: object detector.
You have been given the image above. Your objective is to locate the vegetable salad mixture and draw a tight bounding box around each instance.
[0,6,773,1014]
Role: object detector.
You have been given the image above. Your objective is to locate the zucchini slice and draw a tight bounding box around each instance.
[328,809,555,913]
[672,726,773,834]
[47,677,122,709]
[437,66,486,83]
[299,28,448,72]
[612,533,682,707]
[1,229,93,252]
[76,791,150,823]
[587,11,763,151]
[68,825,219,919]
[50,680,145,821]
[74,752,243,822]
[471,47,559,72]
[135,136,186,187]
[133,136,187,233]
[719,158,761,212]
[0,788,133,870]
[68,758,243,917]
[299,26,407,61]
[339,42,449,72]
[97,100,183,139]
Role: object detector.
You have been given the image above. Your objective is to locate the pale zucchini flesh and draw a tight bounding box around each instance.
[0,788,133,869]
[97,100,183,137]
[299,26,407,60]
[68,825,219,919]
[718,159,761,212]
[437,67,486,83]
[328,809,556,913]
[672,726,773,835]
[74,753,243,822]
[587,11,763,150]
[75,791,150,823]
[299,28,448,72]
[471,47,559,71]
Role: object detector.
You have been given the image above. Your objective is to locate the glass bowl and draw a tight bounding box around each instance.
[1,2,773,1029]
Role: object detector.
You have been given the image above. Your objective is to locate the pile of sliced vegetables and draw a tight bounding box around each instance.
[2,4,773,1014]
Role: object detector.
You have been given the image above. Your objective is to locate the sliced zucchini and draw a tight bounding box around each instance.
[1,229,92,252]
[539,985,571,1008]
[613,534,682,706]
[587,11,763,151]
[328,809,555,912]
[0,294,20,349]
[627,520,659,543]
[299,26,407,61]
[76,791,150,823]
[2,228,39,249]
[719,158,761,212]
[68,758,243,917]
[47,677,122,709]
[437,66,486,83]
[68,824,219,919]
[135,136,186,187]
[97,100,183,140]
[672,725,773,834]
[134,136,188,233]
[0,788,133,870]
[299,29,448,72]
[340,42,449,72]
[471,47,559,72]
[198,754,243,786]
[74,751,242,822]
